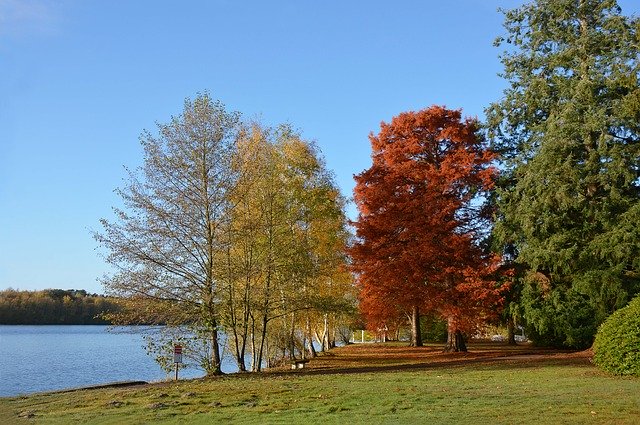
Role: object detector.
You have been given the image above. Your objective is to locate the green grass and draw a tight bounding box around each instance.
[1,345,639,424]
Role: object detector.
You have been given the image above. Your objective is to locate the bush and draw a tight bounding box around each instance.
[593,295,640,376]
[521,283,597,349]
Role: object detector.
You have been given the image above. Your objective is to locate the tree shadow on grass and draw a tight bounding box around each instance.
[263,349,593,378]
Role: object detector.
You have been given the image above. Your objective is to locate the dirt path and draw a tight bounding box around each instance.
[262,342,593,377]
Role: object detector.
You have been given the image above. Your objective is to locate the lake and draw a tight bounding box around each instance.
[0,325,233,397]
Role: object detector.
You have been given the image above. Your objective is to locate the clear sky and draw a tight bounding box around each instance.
[2,0,638,294]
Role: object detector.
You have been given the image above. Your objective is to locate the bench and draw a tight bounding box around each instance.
[290,359,310,369]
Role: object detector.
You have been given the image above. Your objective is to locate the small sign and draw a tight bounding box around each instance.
[174,345,183,364]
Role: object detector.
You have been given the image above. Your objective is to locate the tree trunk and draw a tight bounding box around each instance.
[231,332,246,372]
[322,314,330,351]
[329,318,336,349]
[224,229,248,373]
[306,316,317,358]
[506,316,517,345]
[256,313,269,372]
[203,293,224,375]
[209,318,224,374]
[444,317,467,352]
[227,298,247,371]
[313,329,324,352]
[410,305,423,347]
[250,314,257,371]
[289,313,297,360]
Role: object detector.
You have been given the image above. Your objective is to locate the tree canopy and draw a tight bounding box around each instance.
[487,0,640,348]
[350,106,504,350]
[95,93,354,374]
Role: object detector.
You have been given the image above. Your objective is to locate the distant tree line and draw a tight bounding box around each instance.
[0,289,121,325]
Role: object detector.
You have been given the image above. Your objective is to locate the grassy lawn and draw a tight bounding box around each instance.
[1,343,638,424]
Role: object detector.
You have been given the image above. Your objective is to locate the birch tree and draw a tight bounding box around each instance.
[220,123,354,371]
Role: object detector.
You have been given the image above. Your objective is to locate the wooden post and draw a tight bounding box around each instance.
[175,362,179,381]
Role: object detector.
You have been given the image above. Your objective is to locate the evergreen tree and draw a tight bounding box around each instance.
[487,0,640,347]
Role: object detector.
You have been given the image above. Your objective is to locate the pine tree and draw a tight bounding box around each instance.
[487,0,640,347]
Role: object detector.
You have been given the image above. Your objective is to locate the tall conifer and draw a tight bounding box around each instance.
[488,0,640,347]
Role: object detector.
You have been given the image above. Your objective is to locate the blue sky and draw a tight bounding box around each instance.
[2,0,638,294]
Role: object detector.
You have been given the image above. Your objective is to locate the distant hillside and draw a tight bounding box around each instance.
[0,289,121,325]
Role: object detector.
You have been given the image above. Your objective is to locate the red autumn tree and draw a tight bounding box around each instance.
[350,106,503,350]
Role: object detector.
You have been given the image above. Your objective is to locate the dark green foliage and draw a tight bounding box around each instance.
[0,289,120,325]
[487,0,640,347]
[520,278,597,349]
[420,315,448,343]
[593,295,640,376]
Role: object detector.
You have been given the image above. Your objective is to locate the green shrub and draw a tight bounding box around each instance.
[593,295,640,376]
[521,283,598,349]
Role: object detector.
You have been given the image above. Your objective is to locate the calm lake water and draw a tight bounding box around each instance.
[0,326,232,397]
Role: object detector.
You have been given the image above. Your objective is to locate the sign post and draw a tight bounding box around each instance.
[173,344,183,381]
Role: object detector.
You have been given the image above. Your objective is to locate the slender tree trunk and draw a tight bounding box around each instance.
[201,135,223,375]
[329,320,336,348]
[306,316,317,358]
[237,329,247,372]
[209,317,224,374]
[410,305,423,347]
[224,227,247,372]
[507,316,517,345]
[255,314,268,372]
[226,282,247,372]
[444,317,467,352]
[249,315,256,371]
[289,312,297,359]
[230,328,246,371]
[203,288,224,375]
[301,334,307,360]
[265,339,271,368]
[322,314,330,351]
[313,329,324,352]
[237,252,254,371]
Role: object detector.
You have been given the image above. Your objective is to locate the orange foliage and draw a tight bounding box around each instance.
[350,106,505,334]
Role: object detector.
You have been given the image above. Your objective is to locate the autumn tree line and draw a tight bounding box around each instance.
[0,289,120,325]
[95,97,355,374]
[90,0,639,375]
